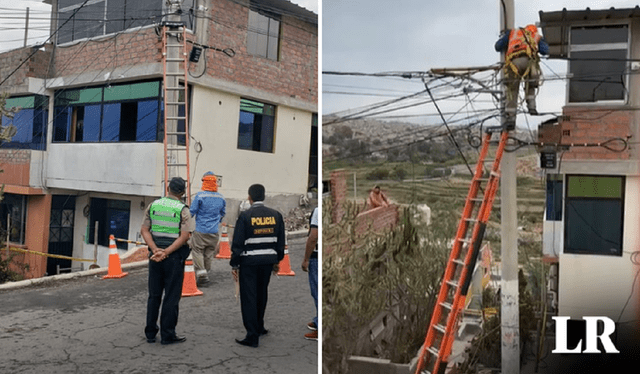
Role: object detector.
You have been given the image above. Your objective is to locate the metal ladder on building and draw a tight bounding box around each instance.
[161,22,191,203]
[414,129,510,374]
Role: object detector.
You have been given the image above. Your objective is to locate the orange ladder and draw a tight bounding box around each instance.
[414,129,509,374]
[161,22,191,204]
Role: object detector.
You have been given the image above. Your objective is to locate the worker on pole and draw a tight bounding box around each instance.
[495,24,549,128]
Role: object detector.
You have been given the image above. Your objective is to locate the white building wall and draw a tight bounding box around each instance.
[558,176,640,321]
[45,143,165,196]
[189,85,312,202]
[72,192,151,269]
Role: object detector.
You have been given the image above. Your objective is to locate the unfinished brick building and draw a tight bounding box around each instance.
[0,0,317,278]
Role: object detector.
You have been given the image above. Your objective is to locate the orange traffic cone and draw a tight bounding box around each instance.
[103,235,128,279]
[278,233,295,276]
[182,255,203,297]
[216,223,231,259]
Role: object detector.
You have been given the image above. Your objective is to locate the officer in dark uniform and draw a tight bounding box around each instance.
[230,184,285,347]
[141,177,193,345]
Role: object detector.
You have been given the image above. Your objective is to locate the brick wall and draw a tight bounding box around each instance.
[50,0,318,106]
[325,169,400,254]
[538,107,632,161]
[205,0,317,104]
[53,28,162,78]
[330,169,347,223]
[354,206,399,237]
[0,149,31,187]
[0,45,52,88]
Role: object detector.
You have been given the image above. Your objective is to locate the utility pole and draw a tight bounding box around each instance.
[499,0,520,372]
[23,8,30,47]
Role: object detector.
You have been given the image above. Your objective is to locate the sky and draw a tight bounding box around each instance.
[322,0,640,129]
[0,0,319,53]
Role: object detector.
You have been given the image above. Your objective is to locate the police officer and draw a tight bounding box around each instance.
[230,184,285,348]
[141,177,193,345]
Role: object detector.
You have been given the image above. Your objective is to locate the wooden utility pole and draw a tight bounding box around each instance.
[499,0,520,372]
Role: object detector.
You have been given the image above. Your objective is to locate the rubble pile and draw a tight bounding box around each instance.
[285,206,314,232]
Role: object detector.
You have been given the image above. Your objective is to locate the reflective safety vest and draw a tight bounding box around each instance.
[505,26,541,78]
[507,26,540,59]
[150,197,185,248]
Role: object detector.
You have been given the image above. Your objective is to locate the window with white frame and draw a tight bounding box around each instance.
[568,24,628,103]
[247,8,280,60]
[564,175,624,256]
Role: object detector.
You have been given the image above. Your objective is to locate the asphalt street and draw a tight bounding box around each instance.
[0,236,318,374]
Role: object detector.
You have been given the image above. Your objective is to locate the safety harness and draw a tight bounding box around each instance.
[505,27,540,79]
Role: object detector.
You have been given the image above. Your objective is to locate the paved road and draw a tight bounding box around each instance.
[0,236,318,374]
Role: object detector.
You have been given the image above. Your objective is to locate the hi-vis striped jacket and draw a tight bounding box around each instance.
[230,201,285,267]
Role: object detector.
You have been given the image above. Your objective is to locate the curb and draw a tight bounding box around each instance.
[0,260,149,292]
[0,231,308,292]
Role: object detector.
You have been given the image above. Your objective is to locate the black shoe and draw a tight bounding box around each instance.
[146,337,156,343]
[235,338,258,348]
[161,335,186,345]
[260,329,269,335]
[197,278,211,287]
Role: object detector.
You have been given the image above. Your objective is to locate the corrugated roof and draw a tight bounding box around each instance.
[539,6,640,58]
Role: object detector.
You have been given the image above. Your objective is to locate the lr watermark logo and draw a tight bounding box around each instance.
[552,316,620,354]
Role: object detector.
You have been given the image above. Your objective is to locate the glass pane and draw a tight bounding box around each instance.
[567,176,622,199]
[56,87,102,106]
[565,199,622,255]
[102,103,121,142]
[238,111,254,150]
[240,99,265,114]
[82,105,102,142]
[62,210,74,227]
[11,109,34,144]
[260,115,274,153]
[571,25,628,45]
[546,178,563,221]
[104,81,160,102]
[32,108,47,149]
[5,96,35,109]
[49,228,60,243]
[136,100,158,141]
[53,106,71,142]
[569,49,626,102]
[50,210,62,226]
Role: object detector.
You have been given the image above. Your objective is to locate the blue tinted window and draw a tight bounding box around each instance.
[83,105,102,142]
[238,111,255,149]
[54,106,71,142]
[102,103,120,142]
[136,100,158,141]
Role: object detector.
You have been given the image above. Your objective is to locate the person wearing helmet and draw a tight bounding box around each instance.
[495,24,549,128]
[189,171,226,286]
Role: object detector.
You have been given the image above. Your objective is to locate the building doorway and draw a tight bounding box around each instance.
[47,195,76,275]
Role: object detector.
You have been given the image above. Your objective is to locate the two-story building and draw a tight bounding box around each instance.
[538,6,639,347]
[0,0,317,279]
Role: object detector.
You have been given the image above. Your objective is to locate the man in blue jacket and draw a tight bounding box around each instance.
[190,171,226,286]
[495,24,549,127]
